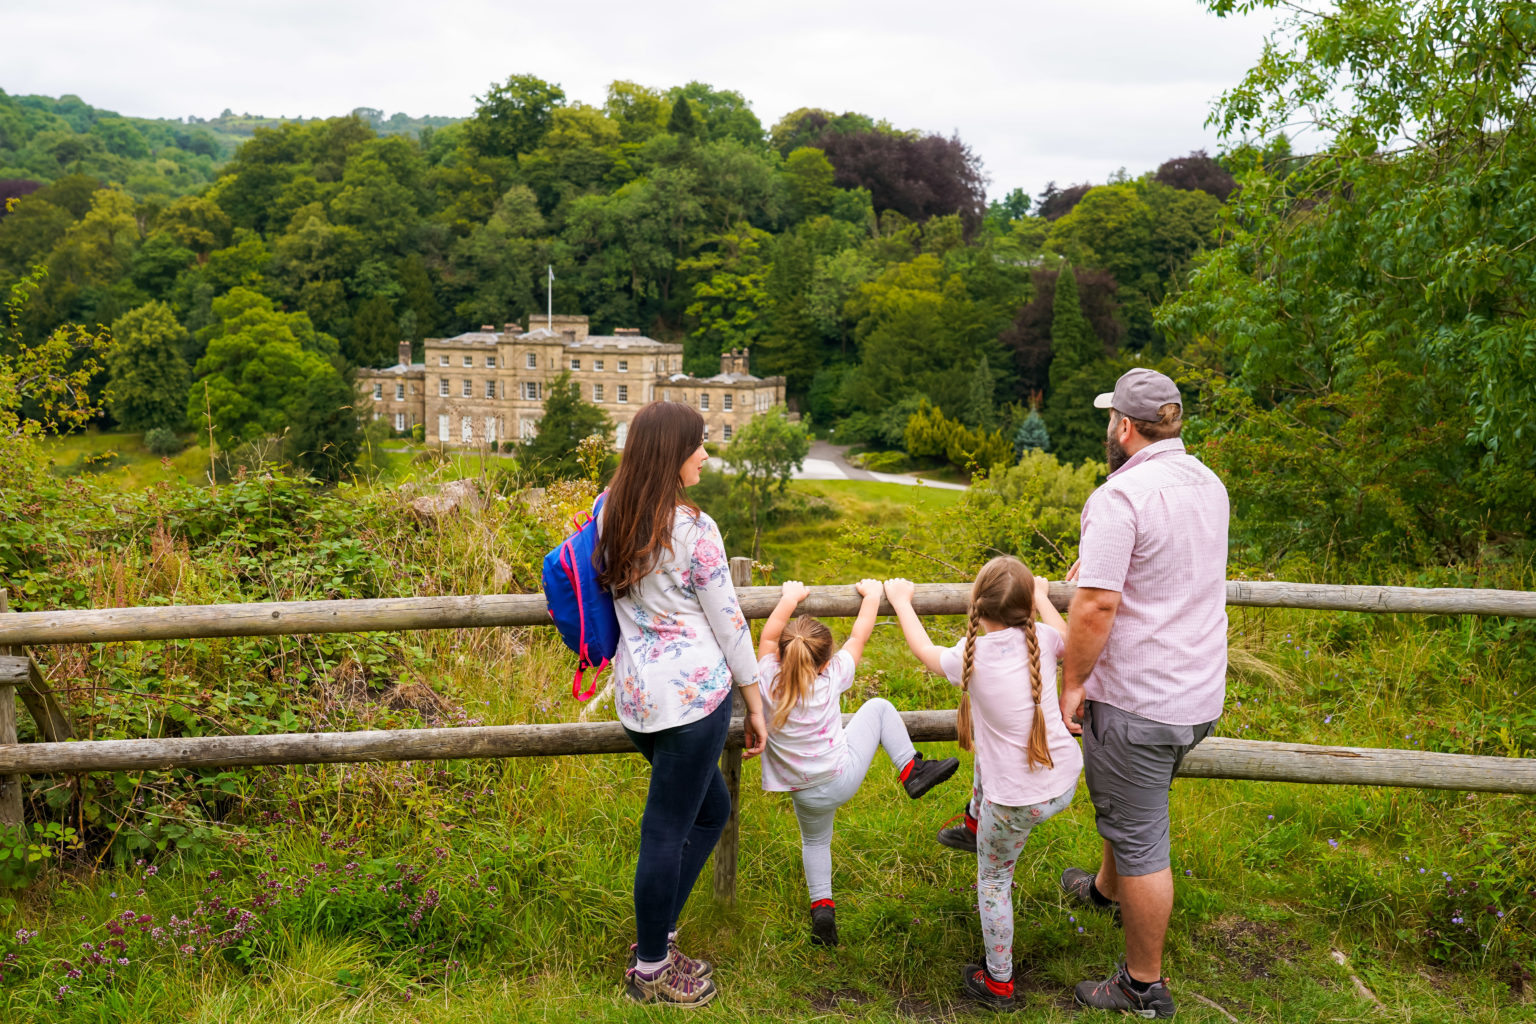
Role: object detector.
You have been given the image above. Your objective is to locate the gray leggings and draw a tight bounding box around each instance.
[788,697,917,902]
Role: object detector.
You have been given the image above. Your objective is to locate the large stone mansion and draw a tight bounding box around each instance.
[356,315,787,448]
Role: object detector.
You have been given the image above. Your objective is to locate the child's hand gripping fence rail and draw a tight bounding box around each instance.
[1,570,1534,900]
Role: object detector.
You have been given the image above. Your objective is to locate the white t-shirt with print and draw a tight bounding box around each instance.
[758,649,856,792]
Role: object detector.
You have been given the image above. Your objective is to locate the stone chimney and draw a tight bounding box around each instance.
[615,327,640,335]
[479,324,496,332]
[721,347,751,375]
[398,340,412,367]
[503,322,523,335]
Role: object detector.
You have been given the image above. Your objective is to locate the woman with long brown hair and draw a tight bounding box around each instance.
[595,400,766,1009]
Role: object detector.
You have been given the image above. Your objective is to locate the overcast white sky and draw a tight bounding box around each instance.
[5,0,1282,201]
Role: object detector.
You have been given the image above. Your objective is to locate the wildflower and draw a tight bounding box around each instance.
[1324,715,1332,724]
[1328,839,1338,849]
[1184,870,1192,876]
[1077,927,1084,933]
[1267,815,1274,820]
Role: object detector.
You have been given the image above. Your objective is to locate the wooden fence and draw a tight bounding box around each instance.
[1,566,1534,900]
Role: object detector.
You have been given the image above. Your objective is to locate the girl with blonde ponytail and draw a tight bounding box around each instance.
[758,579,959,948]
[886,559,1081,1011]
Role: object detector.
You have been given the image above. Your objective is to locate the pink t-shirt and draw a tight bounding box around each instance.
[1077,438,1229,725]
[939,623,1082,808]
[758,650,856,792]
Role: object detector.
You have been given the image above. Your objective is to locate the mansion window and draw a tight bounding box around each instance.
[523,381,540,400]
[437,413,449,439]
[615,421,628,448]
[617,359,628,372]
[372,382,382,400]
[723,424,732,441]
[723,394,733,411]
[438,355,449,366]
[395,383,404,400]
[571,358,581,370]
[461,418,473,443]
[702,425,711,441]
[485,380,496,398]
[484,417,497,443]
[593,384,605,402]
[462,379,473,397]
[486,356,496,368]
[699,394,709,411]
[394,412,406,432]
[526,352,537,369]
[463,355,473,367]
[616,384,628,403]
[594,359,604,371]
[438,379,449,397]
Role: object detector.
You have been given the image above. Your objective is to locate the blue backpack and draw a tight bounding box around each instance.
[541,490,620,700]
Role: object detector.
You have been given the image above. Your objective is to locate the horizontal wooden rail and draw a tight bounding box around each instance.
[1,710,1532,793]
[0,581,1531,647]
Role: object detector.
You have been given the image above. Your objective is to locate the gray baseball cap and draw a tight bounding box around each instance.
[1093,367,1181,420]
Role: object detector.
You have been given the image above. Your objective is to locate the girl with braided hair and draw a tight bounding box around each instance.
[886,558,1080,1011]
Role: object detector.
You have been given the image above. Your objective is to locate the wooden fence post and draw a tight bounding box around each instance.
[0,591,24,828]
[713,557,753,903]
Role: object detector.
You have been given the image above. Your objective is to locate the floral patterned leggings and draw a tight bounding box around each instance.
[975,779,1077,982]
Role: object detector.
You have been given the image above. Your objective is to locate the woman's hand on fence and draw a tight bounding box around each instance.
[741,709,768,759]
[884,578,915,605]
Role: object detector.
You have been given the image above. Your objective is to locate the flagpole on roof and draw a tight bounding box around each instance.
[547,265,554,333]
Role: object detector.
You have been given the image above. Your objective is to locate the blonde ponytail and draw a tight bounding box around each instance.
[956,605,980,753]
[771,615,834,732]
[1023,619,1054,770]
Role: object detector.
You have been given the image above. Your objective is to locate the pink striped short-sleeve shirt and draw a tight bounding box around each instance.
[1077,438,1229,725]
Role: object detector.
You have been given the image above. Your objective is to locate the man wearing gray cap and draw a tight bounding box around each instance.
[1056,367,1229,1018]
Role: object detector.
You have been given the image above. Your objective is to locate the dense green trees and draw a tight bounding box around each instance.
[520,372,611,482]
[1,74,1237,490]
[104,301,189,431]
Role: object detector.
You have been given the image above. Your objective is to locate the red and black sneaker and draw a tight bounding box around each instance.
[937,805,979,853]
[901,751,960,799]
[810,899,838,947]
[960,962,1016,1011]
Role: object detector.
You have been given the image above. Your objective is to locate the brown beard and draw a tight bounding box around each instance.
[1105,433,1130,471]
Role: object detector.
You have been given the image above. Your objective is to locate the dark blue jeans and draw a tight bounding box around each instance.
[623,695,733,962]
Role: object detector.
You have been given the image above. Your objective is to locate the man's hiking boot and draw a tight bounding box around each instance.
[960,962,1016,1011]
[1073,961,1175,1019]
[902,752,960,799]
[937,806,978,854]
[1060,866,1119,912]
[810,902,838,947]
[627,941,713,980]
[624,961,718,1008]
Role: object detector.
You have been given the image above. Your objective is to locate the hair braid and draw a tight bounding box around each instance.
[1023,619,1054,770]
[956,605,980,753]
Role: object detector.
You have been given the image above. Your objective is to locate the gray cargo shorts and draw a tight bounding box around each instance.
[1081,700,1218,877]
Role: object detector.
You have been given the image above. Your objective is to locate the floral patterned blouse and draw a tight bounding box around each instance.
[607,507,759,733]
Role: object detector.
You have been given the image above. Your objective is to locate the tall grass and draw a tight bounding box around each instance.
[2,465,1533,1021]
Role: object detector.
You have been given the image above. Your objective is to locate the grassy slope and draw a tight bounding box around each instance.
[5,451,1534,1022]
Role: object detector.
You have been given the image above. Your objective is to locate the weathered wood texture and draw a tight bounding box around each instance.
[1,592,27,825]
[712,557,754,904]
[2,581,1530,647]
[2,711,1533,793]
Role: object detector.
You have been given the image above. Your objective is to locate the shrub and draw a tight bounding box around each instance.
[410,423,425,442]
[143,427,185,456]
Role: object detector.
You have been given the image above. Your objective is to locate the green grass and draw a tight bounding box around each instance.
[4,598,1534,1022]
[8,444,1535,1021]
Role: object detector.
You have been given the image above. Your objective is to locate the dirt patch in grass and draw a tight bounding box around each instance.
[1195,915,1307,979]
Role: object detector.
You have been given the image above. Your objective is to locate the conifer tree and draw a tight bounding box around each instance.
[1014,410,1050,456]
[667,97,698,139]
[1046,263,1098,396]
[963,354,996,429]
